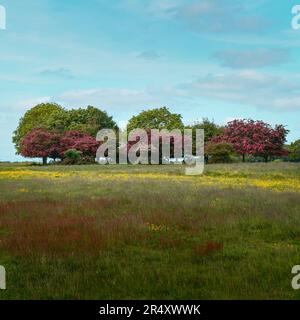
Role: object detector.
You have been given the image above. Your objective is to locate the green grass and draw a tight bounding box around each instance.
[0,162,300,299]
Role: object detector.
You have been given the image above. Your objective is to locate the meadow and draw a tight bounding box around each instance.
[0,162,300,299]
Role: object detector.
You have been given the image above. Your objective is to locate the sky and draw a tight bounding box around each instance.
[1,0,300,161]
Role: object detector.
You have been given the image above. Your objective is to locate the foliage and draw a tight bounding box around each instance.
[214,119,289,162]
[20,128,61,164]
[206,142,235,163]
[14,104,294,165]
[187,118,224,143]
[127,107,184,132]
[14,104,117,154]
[289,140,300,162]
[60,130,99,159]
[21,129,99,165]
[49,105,118,136]
[63,149,83,165]
[13,103,64,153]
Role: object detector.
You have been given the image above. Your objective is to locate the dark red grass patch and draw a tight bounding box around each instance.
[0,199,145,257]
[194,241,223,257]
[0,198,114,217]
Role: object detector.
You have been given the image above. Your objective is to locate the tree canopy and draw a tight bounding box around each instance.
[13,104,117,154]
[187,118,224,143]
[48,106,118,136]
[127,107,184,132]
[13,103,64,153]
[15,103,293,165]
[20,128,61,165]
[213,119,289,162]
[20,129,100,165]
[289,140,300,162]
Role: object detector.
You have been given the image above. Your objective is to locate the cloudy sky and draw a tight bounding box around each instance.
[1,0,300,161]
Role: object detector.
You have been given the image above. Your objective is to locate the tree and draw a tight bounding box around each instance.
[20,128,61,165]
[14,104,117,156]
[13,103,65,153]
[206,142,235,164]
[49,106,118,136]
[187,118,224,143]
[289,140,300,162]
[214,119,289,162]
[21,129,100,165]
[60,131,99,160]
[186,118,224,161]
[127,107,184,132]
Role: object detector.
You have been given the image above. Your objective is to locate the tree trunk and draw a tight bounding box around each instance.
[242,154,245,162]
[42,156,47,166]
[264,155,268,163]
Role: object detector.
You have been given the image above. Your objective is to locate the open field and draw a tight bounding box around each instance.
[0,162,300,299]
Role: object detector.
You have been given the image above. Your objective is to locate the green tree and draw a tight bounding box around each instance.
[14,104,118,154]
[206,142,235,164]
[185,118,224,159]
[127,107,184,131]
[186,118,224,143]
[13,103,65,154]
[49,106,118,136]
[289,140,300,162]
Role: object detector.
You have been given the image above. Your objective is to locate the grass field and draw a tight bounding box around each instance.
[0,162,300,299]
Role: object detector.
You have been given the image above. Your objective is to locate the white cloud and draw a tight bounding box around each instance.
[214,49,289,69]
[15,96,52,110]
[54,70,300,112]
[177,70,300,111]
[10,70,300,117]
[136,50,161,60]
[176,0,269,33]
[57,88,162,110]
[38,68,75,79]
[123,0,270,34]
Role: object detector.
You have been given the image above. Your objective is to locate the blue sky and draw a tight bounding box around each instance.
[1,0,300,161]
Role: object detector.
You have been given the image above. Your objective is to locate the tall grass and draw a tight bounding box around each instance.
[0,163,299,299]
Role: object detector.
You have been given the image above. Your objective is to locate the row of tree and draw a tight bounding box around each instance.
[13,103,299,164]
[21,129,99,165]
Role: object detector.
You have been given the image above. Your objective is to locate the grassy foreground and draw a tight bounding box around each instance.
[0,162,300,299]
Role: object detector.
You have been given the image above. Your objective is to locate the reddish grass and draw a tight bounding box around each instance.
[194,241,224,257]
[0,199,145,257]
[0,198,115,217]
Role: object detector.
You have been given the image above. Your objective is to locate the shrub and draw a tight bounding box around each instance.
[60,131,99,159]
[63,149,82,165]
[206,142,235,164]
[289,140,300,162]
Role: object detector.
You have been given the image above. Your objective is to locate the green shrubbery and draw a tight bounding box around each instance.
[206,142,236,164]
[63,149,83,165]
